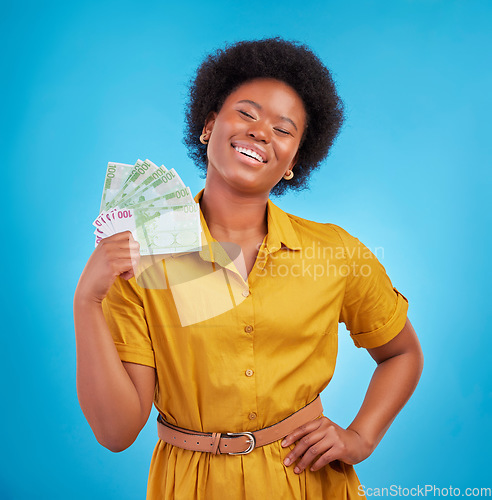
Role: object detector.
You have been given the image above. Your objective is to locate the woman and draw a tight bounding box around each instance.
[74,38,423,499]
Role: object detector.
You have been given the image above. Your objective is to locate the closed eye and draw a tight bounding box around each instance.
[239,110,255,119]
[275,128,291,135]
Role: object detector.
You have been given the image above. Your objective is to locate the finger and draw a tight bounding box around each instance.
[102,233,139,251]
[290,436,334,474]
[310,450,341,472]
[101,238,140,253]
[129,241,141,259]
[120,269,135,280]
[119,241,140,256]
[115,230,135,239]
[282,419,322,448]
[120,258,138,280]
[101,230,134,242]
[110,258,136,278]
[283,428,328,467]
[99,249,138,263]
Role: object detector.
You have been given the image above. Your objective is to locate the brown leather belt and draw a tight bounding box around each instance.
[157,395,323,455]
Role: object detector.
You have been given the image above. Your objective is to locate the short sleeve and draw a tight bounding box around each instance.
[102,276,156,367]
[332,225,409,349]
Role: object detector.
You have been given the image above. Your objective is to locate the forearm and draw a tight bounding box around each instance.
[347,347,424,453]
[74,294,143,451]
[282,320,423,472]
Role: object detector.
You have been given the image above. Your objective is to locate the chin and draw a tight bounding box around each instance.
[227,176,269,195]
[207,163,271,195]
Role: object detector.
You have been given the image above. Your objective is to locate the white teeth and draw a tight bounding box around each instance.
[234,146,264,163]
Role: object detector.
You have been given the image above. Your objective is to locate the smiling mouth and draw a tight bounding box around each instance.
[233,145,266,163]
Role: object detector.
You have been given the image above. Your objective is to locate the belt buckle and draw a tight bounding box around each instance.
[225,431,256,455]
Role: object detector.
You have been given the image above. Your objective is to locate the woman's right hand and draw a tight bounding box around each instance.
[75,231,140,304]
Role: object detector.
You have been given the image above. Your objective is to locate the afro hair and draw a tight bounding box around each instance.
[184,37,344,196]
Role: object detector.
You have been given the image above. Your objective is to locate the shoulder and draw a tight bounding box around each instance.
[267,199,366,257]
[284,210,359,248]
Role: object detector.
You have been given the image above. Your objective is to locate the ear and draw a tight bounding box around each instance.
[202,111,217,137]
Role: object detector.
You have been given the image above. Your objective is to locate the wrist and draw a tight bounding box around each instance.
[346,426,377,459]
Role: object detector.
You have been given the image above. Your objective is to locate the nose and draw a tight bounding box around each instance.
[247,121,270,143]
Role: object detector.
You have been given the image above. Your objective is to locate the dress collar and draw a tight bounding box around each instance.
[194,188,301,264]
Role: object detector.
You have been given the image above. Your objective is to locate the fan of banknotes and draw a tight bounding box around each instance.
[93,159,201,255]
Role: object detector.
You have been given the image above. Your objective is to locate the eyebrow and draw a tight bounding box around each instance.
[237,99,298,132]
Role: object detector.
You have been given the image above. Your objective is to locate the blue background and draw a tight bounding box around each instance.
[2,0,491,497]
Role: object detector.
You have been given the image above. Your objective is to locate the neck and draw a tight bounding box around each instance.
[200,178,269,243]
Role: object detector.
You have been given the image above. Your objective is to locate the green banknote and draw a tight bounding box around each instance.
[99,162,134,213]
[106,163,189,210]
[95,159,201,255]
[117,172,191,209]
[120,186,192,210]
[133,204,201,255]
[104,159,159,210]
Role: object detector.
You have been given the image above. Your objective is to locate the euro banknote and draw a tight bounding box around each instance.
[94,160,201,254]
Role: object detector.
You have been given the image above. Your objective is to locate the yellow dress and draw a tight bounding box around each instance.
[102,189,409,499]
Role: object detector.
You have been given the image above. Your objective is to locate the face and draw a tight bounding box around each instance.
[202,78,307,196]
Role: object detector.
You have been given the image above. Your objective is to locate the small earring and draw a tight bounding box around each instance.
[283,170,294,180]
[200,133,209,145]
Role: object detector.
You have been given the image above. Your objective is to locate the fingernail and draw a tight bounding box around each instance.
[284,458,290,466]
[281,439,287,447]
[294,467,300,474]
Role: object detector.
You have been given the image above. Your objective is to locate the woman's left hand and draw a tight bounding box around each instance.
[281,417,373,473]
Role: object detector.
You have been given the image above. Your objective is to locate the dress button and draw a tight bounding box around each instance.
[242,290,250,297]
[245,369,254,377]
[248,412,257,420]
[244,325,253,333]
